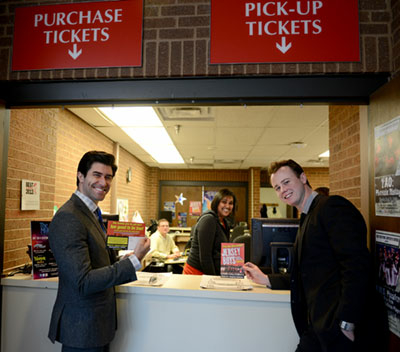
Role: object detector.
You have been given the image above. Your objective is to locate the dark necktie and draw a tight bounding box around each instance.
[95,207,106,233]
[300,212,306,226]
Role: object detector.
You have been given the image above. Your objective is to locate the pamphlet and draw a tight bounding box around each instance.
[220,242,245,278]
[200,275,252,290]
[31,221,58,279]
[106,221,146,250]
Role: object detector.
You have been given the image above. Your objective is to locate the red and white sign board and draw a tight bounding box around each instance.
[12,0,143,71]
[210,0,360,64]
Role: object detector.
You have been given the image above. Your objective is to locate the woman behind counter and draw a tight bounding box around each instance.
[183,188,236,275]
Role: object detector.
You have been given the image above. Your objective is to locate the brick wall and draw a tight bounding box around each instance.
[54,108,114,213]
[160,168,248,181]
[303,167,330,191]
[0,0,393,81]
[5,108,58,269]
[117,148,152,222]
[3,108,154,271]
[392,0,400,74]
[249,167,261,221]
[329,106,362,209]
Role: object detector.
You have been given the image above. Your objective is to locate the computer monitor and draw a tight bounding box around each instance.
[159,211,173,224]
[102,214,119,228]
[251,218,299,271]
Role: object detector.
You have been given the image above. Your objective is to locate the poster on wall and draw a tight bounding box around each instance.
[374,116,400,217]
[189,201,202,216]
[178,212,187,227]
[117,198,129,221]
[375,230,400,338]
[202,190,217,213]
[31,221,58,280]
[21,180,40,210]
[164,201,176,219]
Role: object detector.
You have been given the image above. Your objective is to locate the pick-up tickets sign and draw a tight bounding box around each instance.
[12,0,143,70]
[210,0,360,64]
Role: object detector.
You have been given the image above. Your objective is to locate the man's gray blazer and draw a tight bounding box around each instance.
[48,194,137,348]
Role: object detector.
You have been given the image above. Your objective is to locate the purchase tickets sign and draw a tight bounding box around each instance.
[12,0,143,70]
[106,221,145,250]
[210,0,360,64]
[221,243,245,278]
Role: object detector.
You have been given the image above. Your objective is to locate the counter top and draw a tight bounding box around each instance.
[1,273,290,302]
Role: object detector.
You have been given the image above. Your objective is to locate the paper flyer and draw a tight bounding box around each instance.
[177,212,187,227]
[220,242,245,278]
[31,221,58,279]
[106,221,145,250]
[374,116,400,217]
[375,230,400,338]
[189,201,202,216]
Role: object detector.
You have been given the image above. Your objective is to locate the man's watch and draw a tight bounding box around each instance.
[340,320,355,331]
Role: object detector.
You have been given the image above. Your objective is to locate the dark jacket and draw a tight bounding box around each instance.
[48,194,137,348]
[186,210,230,275]
[269,195,385,349]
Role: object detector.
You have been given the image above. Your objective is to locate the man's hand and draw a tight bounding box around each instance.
[341,329,355,342]
[167,252,180,259]
[243,262,271,287]
[133,237,151,261]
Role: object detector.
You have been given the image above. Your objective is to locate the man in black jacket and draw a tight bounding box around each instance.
[244,159,387,352]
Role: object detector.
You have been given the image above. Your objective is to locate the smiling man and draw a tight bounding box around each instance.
[48,151,150,352]
[244,159,387,352]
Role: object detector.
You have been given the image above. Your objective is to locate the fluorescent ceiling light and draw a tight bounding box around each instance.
[319,150,330,158]
[99,107,184,164]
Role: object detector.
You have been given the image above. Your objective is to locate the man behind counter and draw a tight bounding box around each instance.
[150,218,181,261]
[48,150,150,352]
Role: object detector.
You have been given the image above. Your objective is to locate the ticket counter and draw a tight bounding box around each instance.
[1,274,298,352]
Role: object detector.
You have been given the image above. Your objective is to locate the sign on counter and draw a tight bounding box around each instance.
[221,242,245,278]
[31,221,58,280]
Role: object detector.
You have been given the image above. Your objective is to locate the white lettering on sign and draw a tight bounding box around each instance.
[244,1,323,54]
[34,8,123,60]
[34,9,122,27]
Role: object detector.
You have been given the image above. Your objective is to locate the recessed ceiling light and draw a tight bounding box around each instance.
[98,107,184,164]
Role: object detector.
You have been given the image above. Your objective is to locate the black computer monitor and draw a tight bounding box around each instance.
[102,214,119,228]
[251,218,299,271]
[159,211,173,223]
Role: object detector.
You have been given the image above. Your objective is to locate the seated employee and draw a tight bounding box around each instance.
[150,219,181,261]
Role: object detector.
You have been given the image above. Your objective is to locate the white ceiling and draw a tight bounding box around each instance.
[68,105,329,169]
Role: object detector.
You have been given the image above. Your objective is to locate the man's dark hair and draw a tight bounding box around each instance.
[76,151,118,186]
[211,188,237,216]
[268,159,311,187]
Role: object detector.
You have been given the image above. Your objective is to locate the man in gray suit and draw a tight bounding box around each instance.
[48,151,150,352]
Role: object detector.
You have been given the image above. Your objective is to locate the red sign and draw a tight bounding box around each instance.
[12,0,143,70]
[210,0,360,64]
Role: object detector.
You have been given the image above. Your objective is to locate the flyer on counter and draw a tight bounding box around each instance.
[375,230,400,338]
[106,221,145,250]
[220,242,245,278]
[31,221,58,279]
